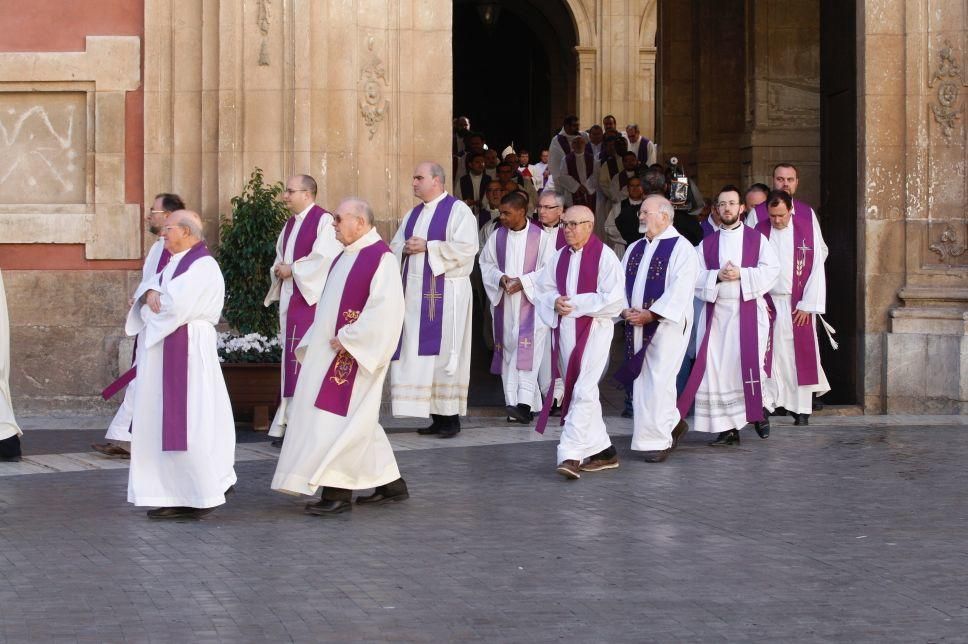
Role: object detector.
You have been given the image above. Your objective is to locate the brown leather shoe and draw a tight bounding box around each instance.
[580,454,620,472]
[556,460,581,479]
[91,443,130,459]
[671,419,688,448]
[643,448,672,463]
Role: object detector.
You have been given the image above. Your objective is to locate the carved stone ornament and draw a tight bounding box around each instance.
[359,37,389,140]
[928,226,967,264]
[257,0,271,66]
[928,40,962,141]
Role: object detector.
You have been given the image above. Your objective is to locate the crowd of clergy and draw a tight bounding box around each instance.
[0,113,833,520]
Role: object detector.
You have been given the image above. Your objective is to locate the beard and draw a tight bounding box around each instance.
[149,224,162,235]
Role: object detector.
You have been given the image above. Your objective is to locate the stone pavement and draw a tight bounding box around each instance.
[2,414,968,642]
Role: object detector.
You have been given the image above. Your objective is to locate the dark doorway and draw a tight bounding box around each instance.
[819,0,858,404]
[453,1,577,155]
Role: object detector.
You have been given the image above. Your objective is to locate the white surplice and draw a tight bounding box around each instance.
[105,238,167,442]
[627,137,657,167]
[390,193,478,417]
[272,229,404,495]
[621,228,700,451]
[126,249,237,508]
[538,225,565,405]
[264,205,341,437]
[546,129,586,191]
[555,153,597,208]
[762,215,831,414]
[479,224,557,410]
[0,269,22,442]
[692,224,780,433]
[534,241,625,463]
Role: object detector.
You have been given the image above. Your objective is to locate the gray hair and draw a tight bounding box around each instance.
[539,188,566,209]
[170,210,204,239]
[644,194,674,221]
[338,197,375,226]
[428,162,446,185]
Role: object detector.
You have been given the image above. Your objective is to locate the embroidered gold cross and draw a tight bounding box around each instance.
[519,337,532,349]
[423,279,442,321]
[288,327,301,376]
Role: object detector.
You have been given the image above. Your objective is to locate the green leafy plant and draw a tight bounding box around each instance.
[217,168,289,346]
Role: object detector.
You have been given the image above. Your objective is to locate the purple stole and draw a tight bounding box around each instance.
[555,227,566,250]
[606,157,620,180]
[279,205,327,397]
[677,227,765,424]
[700,218,716,239]
[392,194,459,360]
[755,213,819,386]
[101,244,174,401]
[618,171,633,192]
[459,172,490,205]
[555,133,571,157]
[613,236,678,386]
[313,240,392,416]
[489,223,543,375]
[535,235,605,434]
[565,148,595,208]
[753,199,813,226]
[634,138,651,165]
[160,241,214,451]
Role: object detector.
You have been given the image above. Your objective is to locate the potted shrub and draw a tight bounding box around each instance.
[217,168,289,429]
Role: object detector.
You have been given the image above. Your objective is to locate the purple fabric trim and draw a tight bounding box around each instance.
[635,138,651,164]
[755,211,819,385]
[535,235,604,435]
[613,237,678,386]
[565,153,593,208]
[314,240,391,416]
[459,173,490,205]
[700,218,715,239]
[606,157,620,179]
[753,198,813,226]
[676,228,765,423]
[161,241,212,451]
[490,223,543,375]
[392,194,458,360]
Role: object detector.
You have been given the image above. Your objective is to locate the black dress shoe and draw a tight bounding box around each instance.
[506,404,531,424]
[437,415,460,439]
[671,419,688,448]
[709,429,740,446]
[812,398,824,411]
[147,506,202,520]
[304,499,352,516]
[417,414,443,435]
[549,402,561,417]
[0,455,22,462]
[754,417,771,439]
[620,409,633,419]
[793,413,810,426]
[643,448,671,463]
[0,434,22,460]
[270,437,284,448]
[357,478,410,505]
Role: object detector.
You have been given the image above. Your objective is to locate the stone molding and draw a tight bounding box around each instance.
[0,36,141,259]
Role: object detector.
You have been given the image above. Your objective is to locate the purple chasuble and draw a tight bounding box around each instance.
[613,236,678,386]
[313,240,392,416]
[160,241,214,451]
[555,227,566,250]
[101,244,174,401]
[278,205,328,397]
[535,235,605,434]
[676,227,766,424]
[489,222,543,375]
[700,218,715,239]
[755,212,819,386]
[392,194,459,360]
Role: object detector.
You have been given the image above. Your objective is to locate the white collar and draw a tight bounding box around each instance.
[295,203,314,220]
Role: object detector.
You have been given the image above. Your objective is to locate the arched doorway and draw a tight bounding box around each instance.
[452,0,579,155]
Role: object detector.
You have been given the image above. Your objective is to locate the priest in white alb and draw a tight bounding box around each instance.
[126,210,237,520]
[479,191,557,424]
[264,175,341,441]
[390,162,478,439]
[678,186,779,447]
[272,198,408,516]
[755,189,831,425]
[0,268,23,462]
[96,192,185,459]
[533,205,625,480]
[615,195,700,463]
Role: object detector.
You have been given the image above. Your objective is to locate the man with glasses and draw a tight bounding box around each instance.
[535,190,567,411]
[678,185,779,447]
[264,175,341,445]
[95,193,186,459]
[533,206,625,480]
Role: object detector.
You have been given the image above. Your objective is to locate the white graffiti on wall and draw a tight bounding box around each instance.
[0,96,85,204]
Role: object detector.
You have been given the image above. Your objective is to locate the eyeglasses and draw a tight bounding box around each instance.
[163,224,187,233]
[536,204,561,210]
[560,220,592,229]
[717,201,740,208]
[283,188,309,195]
[149,210,167,215]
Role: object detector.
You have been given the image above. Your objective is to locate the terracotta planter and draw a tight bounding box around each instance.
[221,362,281,431]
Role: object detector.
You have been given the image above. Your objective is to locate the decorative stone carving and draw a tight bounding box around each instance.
[258,0,271,66]
[928,226,967,264]
[928,40,961,142]
[359,37,388,140]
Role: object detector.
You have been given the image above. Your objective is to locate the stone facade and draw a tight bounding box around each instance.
[0,0,964,414]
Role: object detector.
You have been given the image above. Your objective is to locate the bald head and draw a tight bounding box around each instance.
[163,209,204,253]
